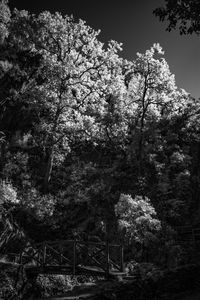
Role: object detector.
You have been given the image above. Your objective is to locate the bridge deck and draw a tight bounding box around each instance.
[25,264,126,278]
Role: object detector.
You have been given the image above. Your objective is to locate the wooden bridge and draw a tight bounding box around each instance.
[19,239,125,278]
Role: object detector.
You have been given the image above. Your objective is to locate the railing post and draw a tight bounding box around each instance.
[19,250,23,265]
[59,245,63,265]
[38,247,41,265]
[73,240,76,275]
[43,242,46,267]
[106,240,110,277]
[120,244,124,272]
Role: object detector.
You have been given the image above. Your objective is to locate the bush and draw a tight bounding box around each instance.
[36,274,93,297]
[115,194,161,245]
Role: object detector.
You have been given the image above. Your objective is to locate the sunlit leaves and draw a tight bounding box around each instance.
[115,194,161,244]
[0,181,18,205]
[128,43,181,120]
[0,0,10,43]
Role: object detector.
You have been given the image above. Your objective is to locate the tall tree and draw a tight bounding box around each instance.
[126,43,186,177]
[10,11,124,192]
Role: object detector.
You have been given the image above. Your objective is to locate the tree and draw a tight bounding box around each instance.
[115,194,161,244]
[153,0,200,35]
[9,10,124,192]
[125,43,186,177]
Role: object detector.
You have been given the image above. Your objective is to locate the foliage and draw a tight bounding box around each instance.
[36,275,76,297]
[0,262,25,299]
[2,151,31,188]
[0,0,10,43]
[0,180,18,205]
[154,0,200,35]
[126,260,163,282]
[20,188,56,219]
[115,194,161,244]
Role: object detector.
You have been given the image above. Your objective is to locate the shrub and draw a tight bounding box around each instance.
[115,194,161,245]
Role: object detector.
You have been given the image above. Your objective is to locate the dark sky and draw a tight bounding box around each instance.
[9,0,200,99]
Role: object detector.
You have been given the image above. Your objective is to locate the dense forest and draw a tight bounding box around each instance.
[1,0,200,298]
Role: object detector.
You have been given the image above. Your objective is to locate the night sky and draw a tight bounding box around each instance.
[9,0,200,99]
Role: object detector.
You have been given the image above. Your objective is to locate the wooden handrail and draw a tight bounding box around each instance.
[36,239,122,248]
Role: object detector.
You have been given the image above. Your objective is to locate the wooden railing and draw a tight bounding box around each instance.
[19,239,124,276]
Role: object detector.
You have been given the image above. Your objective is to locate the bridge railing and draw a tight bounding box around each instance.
[19,239,124,276]
[75,240,124,274]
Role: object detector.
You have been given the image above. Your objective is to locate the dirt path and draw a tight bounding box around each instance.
[40,290,200,300]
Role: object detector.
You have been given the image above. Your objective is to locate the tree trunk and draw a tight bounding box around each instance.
[43,145,54,193]
[138,127,144,177]
[0,142,5,174]
[138,76,148,177]
[138,108,146,177]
